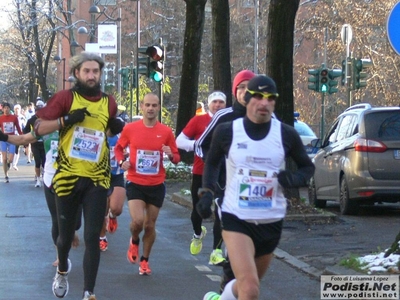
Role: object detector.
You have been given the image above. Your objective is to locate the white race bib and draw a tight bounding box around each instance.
[136,149,160,175]
[69,126,104,163]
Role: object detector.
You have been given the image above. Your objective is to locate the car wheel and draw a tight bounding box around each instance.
[308,177,326,208]
[339,175,358,215]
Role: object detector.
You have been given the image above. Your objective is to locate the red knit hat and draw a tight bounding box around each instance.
[232,70,256,98]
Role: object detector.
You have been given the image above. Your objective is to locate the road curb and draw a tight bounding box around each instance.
[169,192,352,279]
[170,192,338,223]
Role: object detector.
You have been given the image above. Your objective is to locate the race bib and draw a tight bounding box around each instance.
[236,168,278,209]
[3,122,14,134]
[136,149,160,175]
[69,126,104,163]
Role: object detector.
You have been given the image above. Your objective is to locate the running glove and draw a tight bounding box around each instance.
[63,108,91,126]
[108,117,125,135]
[0,131,8,142]
[196,189,214,219]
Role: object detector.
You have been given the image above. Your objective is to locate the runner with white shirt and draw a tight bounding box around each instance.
[198,75,315,300]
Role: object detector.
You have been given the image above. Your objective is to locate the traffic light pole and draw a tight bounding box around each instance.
[158,38,164,123]
[135,0,141,118]
[321,92,325,139]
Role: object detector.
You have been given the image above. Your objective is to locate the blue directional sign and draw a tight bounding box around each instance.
[387,1,400,55]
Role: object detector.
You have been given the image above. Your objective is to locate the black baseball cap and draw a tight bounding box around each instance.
[244,75,279,103]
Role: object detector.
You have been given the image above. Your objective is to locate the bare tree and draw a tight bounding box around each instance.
[266,0,300,200]
[176,0,207,138]
[211,0,232,105]
[11,0,58,102]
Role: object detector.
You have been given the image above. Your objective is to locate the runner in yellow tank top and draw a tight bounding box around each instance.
[35,52,124,300]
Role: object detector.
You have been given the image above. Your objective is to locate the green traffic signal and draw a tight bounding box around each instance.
[307,69,319,92]
[319,69,328,93]
[138,45,165,83]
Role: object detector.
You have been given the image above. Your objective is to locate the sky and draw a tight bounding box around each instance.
[0,0,12,29]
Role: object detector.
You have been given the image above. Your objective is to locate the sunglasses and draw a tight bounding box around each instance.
[246,89,279,100]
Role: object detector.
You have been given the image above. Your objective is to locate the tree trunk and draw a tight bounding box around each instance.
[212,0,232,106]
[266,0,300,200]
[176,0,207,163]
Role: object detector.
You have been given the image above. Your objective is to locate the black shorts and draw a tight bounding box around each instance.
[107,173,125,196]
[221,212,283,257]
[126,181,166,208]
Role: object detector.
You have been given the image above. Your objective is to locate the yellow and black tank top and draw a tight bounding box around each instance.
[52,91,111,197]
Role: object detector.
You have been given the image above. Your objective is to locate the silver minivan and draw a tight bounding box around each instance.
[308,103,400,215]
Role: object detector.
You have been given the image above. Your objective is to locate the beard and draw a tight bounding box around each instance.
[73,79,101,97]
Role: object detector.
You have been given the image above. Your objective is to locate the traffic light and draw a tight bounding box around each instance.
[118,67,130,91]
[327,69,342,94]
[319,68,329,93]
[341,59,346,86]
[352,58,372,89]
[138,45,165,82]
[307,69,319,92]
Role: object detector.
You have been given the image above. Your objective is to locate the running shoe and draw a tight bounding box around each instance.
[139,260,152,275]
[82,291,96,300]
[106,210,118,233]
[190,226,207,255]
[127,238,139,264]
[35,178,42,188]
[52,259,71,298]
[99,237,108,252]
[4,176,9,183]
[12,165,18,171]
[203,292,221,300]
[209,249,226,266]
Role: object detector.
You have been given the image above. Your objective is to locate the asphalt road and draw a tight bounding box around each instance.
[0,155,321,300]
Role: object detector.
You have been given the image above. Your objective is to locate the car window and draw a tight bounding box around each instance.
[324,118,340,146]
[365,111,400,140]
[336,114,357,141]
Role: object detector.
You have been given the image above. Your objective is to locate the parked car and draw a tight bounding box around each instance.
[308,103,400,215]
[293,112,318,158]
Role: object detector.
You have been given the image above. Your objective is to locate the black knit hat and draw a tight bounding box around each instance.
[244,75,279,103]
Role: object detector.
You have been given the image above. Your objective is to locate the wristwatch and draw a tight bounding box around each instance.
[118,160,125,168]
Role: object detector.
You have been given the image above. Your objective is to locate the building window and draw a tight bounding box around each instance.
[97,0,116,5]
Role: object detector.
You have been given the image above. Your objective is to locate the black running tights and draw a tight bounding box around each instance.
[55,177,107,292]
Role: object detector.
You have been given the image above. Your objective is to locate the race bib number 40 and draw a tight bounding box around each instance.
[236,168,278,209]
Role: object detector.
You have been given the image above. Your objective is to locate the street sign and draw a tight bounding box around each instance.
[341,24,353,45]
[387,1,400,55]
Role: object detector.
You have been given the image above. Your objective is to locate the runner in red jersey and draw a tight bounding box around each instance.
[176,91,227,265]
[115,92,180,276]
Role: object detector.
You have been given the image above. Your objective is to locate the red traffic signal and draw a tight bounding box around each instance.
[146,46,164,61]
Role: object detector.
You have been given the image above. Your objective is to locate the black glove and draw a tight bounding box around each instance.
[108,117,125,135]
[196,189,214,219]
[63,108,91,126]
[277,170,304,188]
[0,131,8,142]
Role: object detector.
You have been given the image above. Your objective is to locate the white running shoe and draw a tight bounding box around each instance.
[35,178,41,188]
[82,291,96,300]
